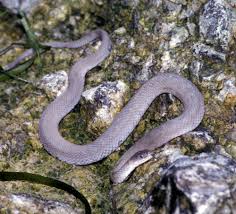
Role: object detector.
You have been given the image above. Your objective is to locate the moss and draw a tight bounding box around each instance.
[0,0,236,213]
[225,142,236,158]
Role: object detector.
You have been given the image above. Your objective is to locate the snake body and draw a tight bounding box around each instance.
[4,29,204,184]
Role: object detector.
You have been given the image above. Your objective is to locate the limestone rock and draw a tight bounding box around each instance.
[199,0,232,51]
[141,153,236,214]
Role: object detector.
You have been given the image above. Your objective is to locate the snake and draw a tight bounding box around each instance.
[3,29,204,184]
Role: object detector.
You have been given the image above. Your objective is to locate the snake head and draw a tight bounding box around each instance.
[129,150,153,162]
[111,150,154,184]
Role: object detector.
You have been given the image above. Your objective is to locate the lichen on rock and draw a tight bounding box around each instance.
[0,0,236,213]
[199,0,232,51]
[141,153,236,214]
[81,80,129,135]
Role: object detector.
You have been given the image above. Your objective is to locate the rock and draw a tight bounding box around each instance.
[110,145,186,214]
[226,128,236,142]
[81,81,129,135]
[1,0,236,213]
[189,60,203,78]
[39,71,130,135]
[179,0,205,19]
[149,0,162,8]
[38,70,68,97]
[225,143,236,159]
[199,0,232,51]
[215,76,236,104]
[135,54,155,82]
[186,22,196,36]
[141,153,236,214]
[119,0,140,8]
[0,0,40,14]
[114,27,127,35]
[0,132,26,161]
[168,0,186,4]
[47,4,71,28]
[225,128,236,158]
[193,43,226,62]
[181,129,215,151]
[160,50,179,73]
[169,26,189,48]
[0,193,83,213]
[163,0,182,17]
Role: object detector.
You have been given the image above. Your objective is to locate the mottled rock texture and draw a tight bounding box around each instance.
[0,0,236,213]
[199,0,232,51]
[141,153,236,214]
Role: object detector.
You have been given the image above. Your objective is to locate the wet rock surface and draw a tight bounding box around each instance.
[0,0,236,213]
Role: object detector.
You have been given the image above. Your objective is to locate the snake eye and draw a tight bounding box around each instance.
[139,151,149,158]
[131,150,152,161]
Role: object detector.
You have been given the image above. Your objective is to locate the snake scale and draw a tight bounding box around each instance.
[4,29,204,184]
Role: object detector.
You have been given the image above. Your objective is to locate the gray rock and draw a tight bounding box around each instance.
[149,0,162,8]
[226,128,236,142]
[0,132,26,161]
[189,60,203,78]
[167,0,187,4]
[193,43,226,62]
[215,76,236,102]
[141,153,236,214]
[163,0,182,16]
[38,70,68,97]
[181,130,215,151]
[187,22,197,36]
[169,26,189,48]
[135,54,155,82]
[114,0,140,8]
[81,81,129,135]
[0,0,40,14]
[1,0,236,213]
[179,0,206,19]
[39,71,129,136]
[114,27,127,35]
[199,0,232,51]
[0,193,83,213]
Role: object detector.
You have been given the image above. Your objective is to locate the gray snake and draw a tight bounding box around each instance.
[4,29,204,184]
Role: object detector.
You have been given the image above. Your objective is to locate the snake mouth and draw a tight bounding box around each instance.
[111,150,154,184]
